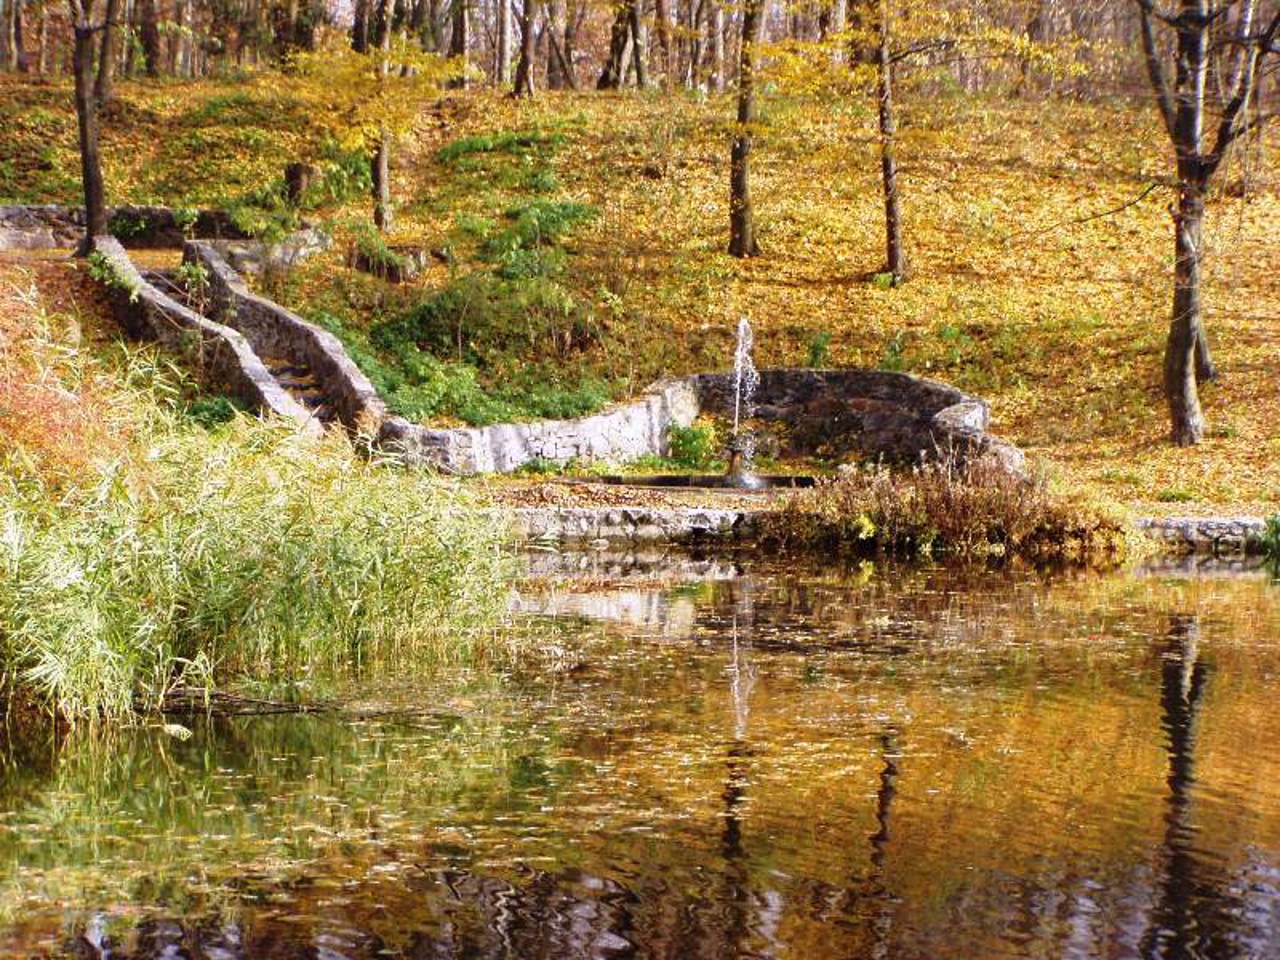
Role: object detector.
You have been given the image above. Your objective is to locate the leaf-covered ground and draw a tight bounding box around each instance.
[3,75,1276,512]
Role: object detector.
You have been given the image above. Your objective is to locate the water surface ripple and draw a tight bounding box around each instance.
[2,560,1279,959]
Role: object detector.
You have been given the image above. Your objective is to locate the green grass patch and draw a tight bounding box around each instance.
[436,129,568,164]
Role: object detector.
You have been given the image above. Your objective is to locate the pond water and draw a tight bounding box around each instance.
[3,556,1280,959]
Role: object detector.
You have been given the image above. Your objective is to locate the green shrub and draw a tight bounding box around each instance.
[0,421,513,720]
[667,421,719,469]
[759,457,1127,564]
[482,199,596,256]
[107,211,150,241]
[183,395,244,429]
[436,129,567,164]
[806,331,832,368]
[1262,514,1280,561]
[352,222,412,277]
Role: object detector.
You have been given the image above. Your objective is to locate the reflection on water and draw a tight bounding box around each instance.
[2,560,1280,959]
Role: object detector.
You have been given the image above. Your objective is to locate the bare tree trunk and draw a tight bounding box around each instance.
[544,0,565,86]
[449,0,468,86]
[1166,183,1207,445]
[0,0,10,71]
[125,0,138,73]
[829,0,846,64]
[728,0,761,257]
[512,0,535,94]
[140,0,160,75]
[70,0,108,252]
[37,0,47,74]
[562,0,582,86]
[655,0,671,88]
[711,0,724,92]
[1167,0,1209,443]
[95,0,120,103]
[373,0,392,231]
[352,0,371,51]
[597,3,629,88]
[877,0,904,284]
[423,0,440,49]
[628,0,647,87]
[13,0,29,72]
[496,0,512,84]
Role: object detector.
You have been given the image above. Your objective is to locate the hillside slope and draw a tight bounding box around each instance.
[3,77,1277,511]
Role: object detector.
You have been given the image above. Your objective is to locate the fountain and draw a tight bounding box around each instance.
[585,315,814,491]
[725,317,763,489]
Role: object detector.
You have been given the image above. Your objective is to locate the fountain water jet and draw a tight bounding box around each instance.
[726,317,763,489]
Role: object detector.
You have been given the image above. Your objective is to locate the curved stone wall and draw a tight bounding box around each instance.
[692,369,1025,474]
[376,369,1024,476]
[377,378,702,474]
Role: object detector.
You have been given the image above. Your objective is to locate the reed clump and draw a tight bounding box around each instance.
[760,458,1128,565]
[0,420,514,721]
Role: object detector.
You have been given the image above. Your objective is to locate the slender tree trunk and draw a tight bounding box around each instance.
[509,0,535,92]
[0,0,10,71]
[140,0,160,75]
[1164,0,1210,443]
[1165,184,1207,445]
[545,0,564,87]
[728,0,761,257]
[37,0,47,74]
[628,0,647,87]
[448,0,467,86]
[95,0,120,103]
[711,0,724,92]
[352,0,370,51]
[597,4,629,88]
[373,0,392,231]
[496,0,512,84]
[561,0,581,86]
[13,0,28,72]
[655,0,671,88]
[513,0,534,94]
[71,1,108,252]
[877,0,904,284]
[829,0,846,64]
[125,0,138,74]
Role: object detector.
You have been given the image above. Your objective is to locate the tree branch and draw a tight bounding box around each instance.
[1007,181,1165,240]
[1135,0,1177,140]
[1205,6,1280,176]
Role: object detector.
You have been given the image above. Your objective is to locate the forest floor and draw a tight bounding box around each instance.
[2,75,1277,515]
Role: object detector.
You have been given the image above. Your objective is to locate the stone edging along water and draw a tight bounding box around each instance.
[512,507,1273,556]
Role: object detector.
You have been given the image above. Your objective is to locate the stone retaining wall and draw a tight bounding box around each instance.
[693,369,1025,474]
[93,236,320,434]
[0,204,247,250]
[376,370,1026,476]
[378,378,703,474]
[187,241,386,435]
